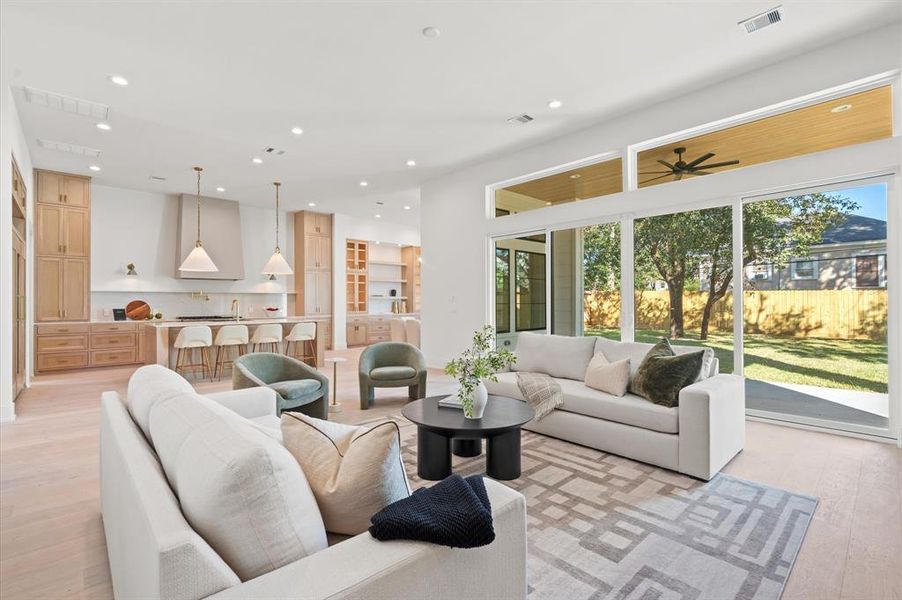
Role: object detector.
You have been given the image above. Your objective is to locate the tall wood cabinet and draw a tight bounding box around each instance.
[293,211,333,349]
[35,170,91,322]
[11,157,27,399]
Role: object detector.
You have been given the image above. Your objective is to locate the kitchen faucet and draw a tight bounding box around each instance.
[231,298,241,321]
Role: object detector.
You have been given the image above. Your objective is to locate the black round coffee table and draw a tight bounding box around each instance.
[401,395,535,481]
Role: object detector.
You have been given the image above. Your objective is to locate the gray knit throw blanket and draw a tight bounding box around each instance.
[515,372,563,420]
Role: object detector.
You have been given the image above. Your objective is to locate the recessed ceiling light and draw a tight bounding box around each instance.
[290,126,304,135]
[308,202,317,207]
[359,180,368,187]
[89,165,101,172]
[403,205,411,210]
[108,75,129,86]
[406,159,416,167]
[96,122,111,131]
[252,157,263,164]
[547,99,563,109]
[422,26,440,38]
[831,104,853,113]
[375,214,382,219]
[216,186,225,192]
[569,173,581,179]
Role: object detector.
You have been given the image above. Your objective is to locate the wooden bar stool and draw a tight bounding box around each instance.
[173,326,213,380]
[212,324,249,381]
[285,322,317,367]
[251,323,283,353]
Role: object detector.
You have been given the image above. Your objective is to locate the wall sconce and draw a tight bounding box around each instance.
[126,263,137,276]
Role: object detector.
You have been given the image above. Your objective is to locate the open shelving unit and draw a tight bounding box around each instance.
[346,240,368,314]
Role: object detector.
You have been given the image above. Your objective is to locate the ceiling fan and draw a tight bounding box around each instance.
[639,147,740,184]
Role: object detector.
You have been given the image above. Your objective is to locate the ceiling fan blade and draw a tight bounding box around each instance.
[686,170,712,176]
[695,160,740,170]
[640,173,675,184]
[685,152,715,169]
[656,160,676,170]
[638,170,673,175]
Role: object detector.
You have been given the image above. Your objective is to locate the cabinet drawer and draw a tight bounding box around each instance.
[37,323,90,336]
[369,323,391,333]
[91,332,136,350]
[368,332,390,343]
[37,351,88,371]
[91,322,137,333]
[91,349,137,367]
[37,334,89,352]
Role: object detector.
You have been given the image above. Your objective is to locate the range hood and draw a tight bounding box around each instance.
[176,194,245,280]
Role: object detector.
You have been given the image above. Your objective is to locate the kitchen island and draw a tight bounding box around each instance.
[143,317,327,370]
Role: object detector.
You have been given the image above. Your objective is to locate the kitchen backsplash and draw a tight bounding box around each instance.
[90,292,288,321]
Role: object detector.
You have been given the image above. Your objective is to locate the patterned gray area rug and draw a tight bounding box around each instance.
[381,415,817,600]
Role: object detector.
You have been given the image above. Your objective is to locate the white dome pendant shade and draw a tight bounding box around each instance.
[179,167,219,273]
[262,182,293,277]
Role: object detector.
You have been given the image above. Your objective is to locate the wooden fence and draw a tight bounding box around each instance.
[583,289,888,340]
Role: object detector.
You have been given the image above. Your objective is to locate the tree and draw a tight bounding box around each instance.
[582,222,621,292]
[595,192,858,340]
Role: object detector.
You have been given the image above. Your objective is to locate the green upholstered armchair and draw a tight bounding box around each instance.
[358,342,427,410]
[233,352,329,418]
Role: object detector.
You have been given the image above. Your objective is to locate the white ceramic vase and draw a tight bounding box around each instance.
[461,381,488,419]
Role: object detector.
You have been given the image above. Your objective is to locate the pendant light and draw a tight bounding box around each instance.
[261,181,293,277]
[178,167,219,272]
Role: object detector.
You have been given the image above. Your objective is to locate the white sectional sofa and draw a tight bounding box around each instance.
[101,366,527,600]
[485,333,745,480]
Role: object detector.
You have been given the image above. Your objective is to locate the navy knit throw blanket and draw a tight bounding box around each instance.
[368,474,495,548]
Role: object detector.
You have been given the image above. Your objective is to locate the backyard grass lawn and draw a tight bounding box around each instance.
[585,328,888,393]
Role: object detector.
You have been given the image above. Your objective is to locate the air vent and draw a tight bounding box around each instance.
[739,6,784,34]
[263,147,287,156]
[149,175,167,182]
[36,139,101,158]
[506,113,534,126]
[24,86,110,120]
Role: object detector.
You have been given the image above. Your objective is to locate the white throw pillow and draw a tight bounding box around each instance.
[149,391,327,581]
[512,332,597,381]
[126,364,195,440]
[281,413,411,535]
[584,353,631,397]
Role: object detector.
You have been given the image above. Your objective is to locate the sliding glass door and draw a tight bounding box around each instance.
[493,233,548,349]
[742,181,890,435]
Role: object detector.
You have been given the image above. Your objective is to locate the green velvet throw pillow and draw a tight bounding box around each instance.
[629,338,704,408]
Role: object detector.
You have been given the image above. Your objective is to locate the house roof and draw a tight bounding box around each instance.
[819,214,887,245]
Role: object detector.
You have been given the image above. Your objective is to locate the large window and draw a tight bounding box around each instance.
[494,156,622,216]
[637,86,893,188]
[581,222,621,340]
[515,251,546,331]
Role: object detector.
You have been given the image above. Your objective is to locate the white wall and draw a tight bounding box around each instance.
[0,84,34,422]
[91,184,294,318]
[420,23,902,368]
[331,213,419,350]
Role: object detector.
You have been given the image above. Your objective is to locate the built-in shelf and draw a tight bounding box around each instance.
[370,278,407,283]
[368,260,405,267]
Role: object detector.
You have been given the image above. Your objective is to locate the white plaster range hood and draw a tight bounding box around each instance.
[176,194,245,280]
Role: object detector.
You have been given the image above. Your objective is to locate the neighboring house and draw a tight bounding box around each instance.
[743,214,887,290]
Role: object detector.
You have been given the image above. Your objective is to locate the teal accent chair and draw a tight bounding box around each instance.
[233,352,329,418]
[359,342,427,410]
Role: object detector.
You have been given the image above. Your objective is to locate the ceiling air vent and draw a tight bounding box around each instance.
[739,6,784,34]
[36,139,101,158]
[149,175,167,182]
[506,113,534,126]
[24,86,110,120]
[264,147,287,156]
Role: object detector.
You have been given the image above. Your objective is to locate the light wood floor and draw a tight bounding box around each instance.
[1,349,900,600]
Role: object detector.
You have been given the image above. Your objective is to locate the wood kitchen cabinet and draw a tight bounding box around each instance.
[35,169,91,322]
[36,204,89,256]
[37,170,90,208]
[347,317,368,347]
[304,212,331,236]
[293,210,333,341]
[303,270,331,315]
[304,236,331,271]
[35,322,142,373]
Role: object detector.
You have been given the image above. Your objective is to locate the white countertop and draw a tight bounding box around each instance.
[143,316,319,329]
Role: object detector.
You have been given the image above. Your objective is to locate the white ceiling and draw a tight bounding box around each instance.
[1,1,898,226]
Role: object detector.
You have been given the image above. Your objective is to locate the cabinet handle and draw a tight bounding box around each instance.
[64,194,68,203]
[59,193,63,203]
[58,244,62,252]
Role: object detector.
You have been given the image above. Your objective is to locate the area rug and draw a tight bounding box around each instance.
[375,415,817,600]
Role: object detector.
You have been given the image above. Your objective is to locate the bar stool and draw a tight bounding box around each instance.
[173,325,213,380]
[285,322,317,367]
[251,323,284,353]
[212,324,249,381]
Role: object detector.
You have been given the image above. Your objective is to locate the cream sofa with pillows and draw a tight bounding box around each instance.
[101,365,527,600]
[484,332,745,480]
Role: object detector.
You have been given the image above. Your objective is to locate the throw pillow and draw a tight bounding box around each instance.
[511,332,597,381]
[629,338,704,408]
[149,391,327,581]
[583,353,630,396]
[281,413,411,535]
